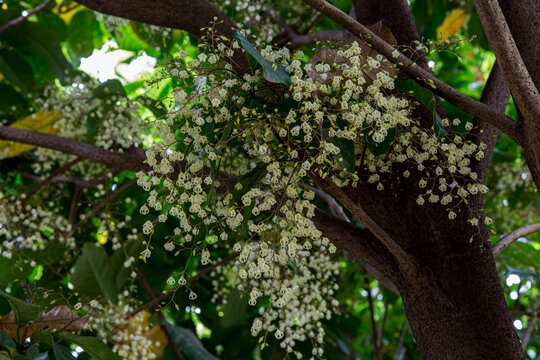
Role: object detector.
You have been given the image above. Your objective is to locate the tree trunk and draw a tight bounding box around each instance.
[398,241,523,359]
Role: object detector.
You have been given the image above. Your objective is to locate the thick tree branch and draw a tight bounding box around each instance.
[473,0,540,123]
[492,222,540,258]
[469,62,510,181]
[351,0,428,71]
[0,126,148,172]
[300,0,520,142]
[75,0,249,73]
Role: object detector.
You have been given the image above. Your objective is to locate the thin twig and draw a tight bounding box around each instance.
[521,294,540,350]
[492,222,540,258]
[364,274,381,360]
[69,186,82,225]
[393,322,409,360]
[300,0,520,142]
[130,253,239,317]
[0,0,54,33]
[64,177,137,242]
[377,299,389,354]
[23,158,82,205]
[135,270,184,360]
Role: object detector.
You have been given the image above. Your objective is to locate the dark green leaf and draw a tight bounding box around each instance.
[68,10,95,57]
[70,244,117,303]
[0,83,29,115]
[24,241,66,267]
[234,31,291,85]
[164,323,219,360]
[0,329,16,349]
[52,342,77,360]
[231,162,267,205]
[364,126,397,156]
[86,108,104,144]
[433,111,447,140]
[92,80,127,99]
[0,290,39,326]
[328,137,356,171]
[220,289,248,329]
[109,239,144,290]
[6,22,72,82]
[26,344,47,360]
[0,50,35,94]
[54,333,121,360]
[37,12,68,41]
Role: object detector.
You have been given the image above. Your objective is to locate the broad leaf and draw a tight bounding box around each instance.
[328,137,357,171]
[0,330,16,349]
[52,343,77,360]
[92,79,127,100]
[235,31,291,85]
[164,323,219,360]
[436,9,467,41]
[71,243,118,303]
[0,290,39,327]
[0,50,35,94]
[55,333,122,360]
[68,10,95,57]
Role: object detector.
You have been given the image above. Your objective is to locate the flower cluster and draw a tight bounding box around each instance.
[33,75,142,177]
[136,30,489,356]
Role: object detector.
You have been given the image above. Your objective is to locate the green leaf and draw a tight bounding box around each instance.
[0,83,29,115]
[92,80,127,100]
[54,333,121,360]
[0,258,32,288]
[7,22,72,82]
[70,244,117,303]
[24,241,66,267]
[0,290,39,326]
[433,111,447,140]
[86,108,104,144]
[234,31,291,85]
[328,137,356,171]
[0,329,16,349]
[109,239,144,290]
[164,323,219,360]
[369,126,397,156]
[220,289,248,329]
[26,344,47,360]
[68,10,96,57]
[37,12,68,41]
[231,162,267,205]
[52,342,77,360]
[0,49,36,94]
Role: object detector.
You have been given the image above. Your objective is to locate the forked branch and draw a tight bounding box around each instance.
[300,0,520,142]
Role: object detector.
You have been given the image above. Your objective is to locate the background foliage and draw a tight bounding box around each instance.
[0,0,538,359]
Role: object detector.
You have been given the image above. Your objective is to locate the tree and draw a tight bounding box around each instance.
[0,0,539,359]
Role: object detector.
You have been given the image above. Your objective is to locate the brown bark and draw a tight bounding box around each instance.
[474,0,540,191]
[75,0,250,72]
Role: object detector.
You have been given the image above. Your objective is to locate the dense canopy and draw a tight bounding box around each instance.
[0,0,539,359]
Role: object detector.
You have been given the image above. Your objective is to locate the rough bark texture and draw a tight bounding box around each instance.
[496,0,540,191]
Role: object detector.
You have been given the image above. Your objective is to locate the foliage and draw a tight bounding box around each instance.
[0,0,538,359]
